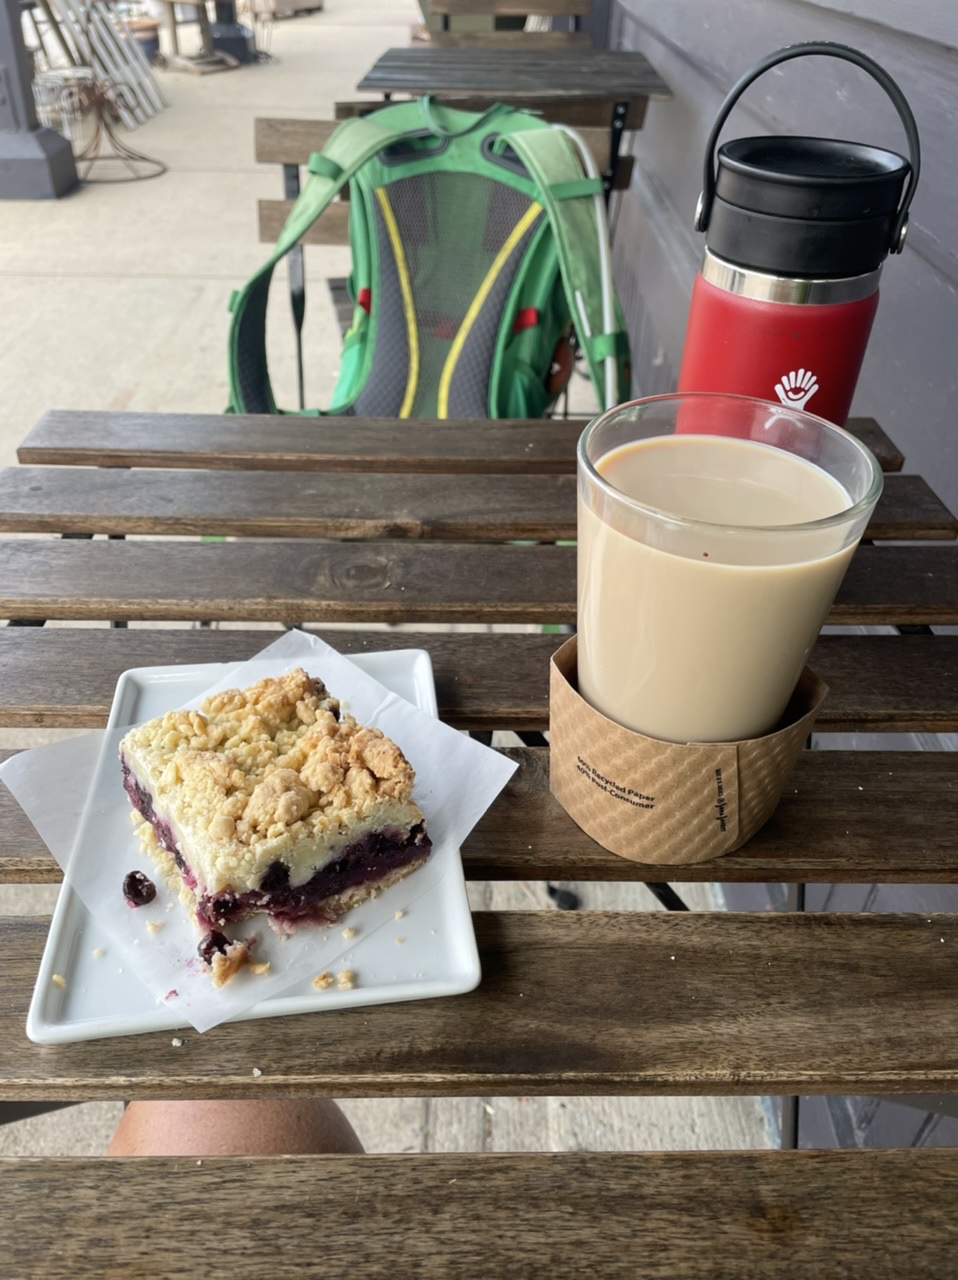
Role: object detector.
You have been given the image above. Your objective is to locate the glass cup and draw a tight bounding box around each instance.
[577,393,883,742]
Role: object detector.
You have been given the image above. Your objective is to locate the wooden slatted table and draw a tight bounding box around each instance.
[1,408,957,1276]
[356,44,672,197]
[357,45,673,128]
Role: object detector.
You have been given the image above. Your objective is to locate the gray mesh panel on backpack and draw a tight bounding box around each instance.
[350,195,411,419]
[447,213,542,419]
[352,172,537,420]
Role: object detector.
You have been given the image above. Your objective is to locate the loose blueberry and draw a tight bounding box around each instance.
[123,870,157,908]
[198,930,230,966]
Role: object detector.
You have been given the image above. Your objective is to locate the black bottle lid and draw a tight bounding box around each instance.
[707,135,911,277]
[694,43,921,282]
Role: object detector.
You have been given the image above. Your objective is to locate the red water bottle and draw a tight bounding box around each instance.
[677,43,920,427]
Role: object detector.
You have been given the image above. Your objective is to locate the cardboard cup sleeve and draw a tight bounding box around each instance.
[549,636,828,865]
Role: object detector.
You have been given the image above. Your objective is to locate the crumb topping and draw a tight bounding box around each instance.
[120,668,424,890]
[312,971,334,990]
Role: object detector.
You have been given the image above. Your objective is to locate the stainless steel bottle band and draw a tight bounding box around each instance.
[701,250,882,305]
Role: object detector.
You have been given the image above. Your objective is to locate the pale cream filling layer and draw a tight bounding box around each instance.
[122,747,423,896]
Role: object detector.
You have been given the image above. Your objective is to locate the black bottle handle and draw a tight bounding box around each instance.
[694,41,921,254]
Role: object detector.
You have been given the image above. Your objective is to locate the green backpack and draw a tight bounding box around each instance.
[229,98,630,419]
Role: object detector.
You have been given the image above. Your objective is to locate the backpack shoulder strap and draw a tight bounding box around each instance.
[502,125,630,410]
[228,104,433,415]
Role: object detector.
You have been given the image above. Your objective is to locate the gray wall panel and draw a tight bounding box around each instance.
[609,0,958,1151]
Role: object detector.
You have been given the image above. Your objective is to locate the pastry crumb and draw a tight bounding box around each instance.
[396,936,405,946]
[51,973,67,990]
[395,909,406,921]
[341,926,357,940]
[92,947,105,959]
[337,969,356,990]
[196,1160,203,1167]
[171,1037,183,1047]
[130,810,145,826]
[313,971,334,990]
[251,1067,263,1078]
[209,939,252,989]
[250,960,271,976]
[146,920,165,935]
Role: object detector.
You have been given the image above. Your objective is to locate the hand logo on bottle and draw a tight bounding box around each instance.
[774,368,820,410]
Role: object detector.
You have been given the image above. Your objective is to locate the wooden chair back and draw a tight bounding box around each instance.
[430,0,591,47]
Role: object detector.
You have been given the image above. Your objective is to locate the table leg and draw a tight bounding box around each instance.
[781,881,806,1148]
[781,1095,801,1150]
[196,3,216,59]
[603,100,629,203]
[165,2,179,55]
[645,883,689,911]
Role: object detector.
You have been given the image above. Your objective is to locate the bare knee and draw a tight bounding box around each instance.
[107,1100,365,1157]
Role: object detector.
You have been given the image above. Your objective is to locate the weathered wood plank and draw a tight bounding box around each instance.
[258,199,350,246]
[0,469,949,542]
[0,541,955,625]
[262,170,633,221]
[335,96,650,129]
[431,0,591,15]
[3,746,956,886]
[0,629,953,735]
[15,412,907,474]
[5,911,958,1097]
[432,29,591,47]
[4,1150,955,1280]
[256,115,612,171]
[254,116,337,166]
[357,48,672,100]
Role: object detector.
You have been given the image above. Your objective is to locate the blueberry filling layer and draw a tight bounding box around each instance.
[121,756,196,890]
[121,754,431,928]
[204,823,431,928]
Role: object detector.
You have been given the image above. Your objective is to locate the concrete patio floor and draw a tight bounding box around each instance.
[0,0,774,1157]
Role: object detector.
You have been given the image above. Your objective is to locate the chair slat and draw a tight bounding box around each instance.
[257,198,350,245]
[254,116,338,166]
[5,1150,955,1280]
[0,629,954,735]
[15,412,907,474]
[335,96,650,129]
[0,541,955,626]
[5,911,958,1096]
[432,29,590,47]
[3,746,957,886]
[431,0,591,14]
[255,115,612,172]
[0,468,950,542]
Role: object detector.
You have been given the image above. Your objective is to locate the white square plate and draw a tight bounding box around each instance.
[27,650,480,1044]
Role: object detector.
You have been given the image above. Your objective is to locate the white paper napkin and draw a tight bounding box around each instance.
[1,631,517,1033]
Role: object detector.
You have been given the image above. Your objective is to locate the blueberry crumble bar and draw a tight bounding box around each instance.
[119,668,431,980]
